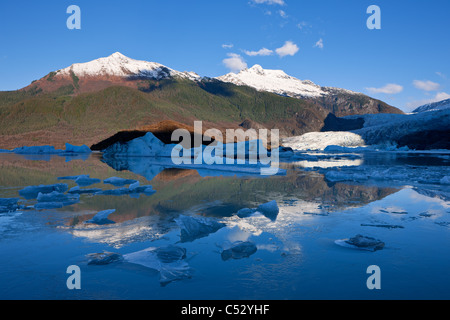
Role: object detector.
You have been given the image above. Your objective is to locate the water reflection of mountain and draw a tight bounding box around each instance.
[0,153,399,224]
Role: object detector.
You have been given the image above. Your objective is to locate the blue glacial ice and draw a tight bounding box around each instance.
[19,183,69,199]
[103,177,138,187]
[175,215,225,243]
[85,209,116,225]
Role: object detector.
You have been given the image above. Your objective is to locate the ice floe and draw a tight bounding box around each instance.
[0,198,22,213]
[175,215,225,243]
[64,143,91,154]
[85,209,116,225]
[103,177,138,187]
[74,175,101,187]
[235,200,279,221]
[19,183,69,199]
[35,191,80,209]
[123,245,191,285]
[220,241,258,261]
[334,234,385,252]
[87,252,123,265]
[68,186,103,194]
[95,184,155,196]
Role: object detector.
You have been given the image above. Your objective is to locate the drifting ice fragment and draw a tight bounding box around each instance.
[87,252,123,265]
[34,202,64,210]
[75,175,101,187]
[236,208,257,218]
[58,175,89,181]
[175,215,225,242]
[221,241,258,261]
[13,146,63,154]
[68,186,103,194]
[123,245,190,285]
[19,184,69,199]
[103,177,138,187]
[85,209,116,225]
[256,200,279,221]
[95,185,155,196]
[35,191,80,209]
[0,198,21,213]
[235,200,279,221]
[64,143,92,154]
[334,234,385,252]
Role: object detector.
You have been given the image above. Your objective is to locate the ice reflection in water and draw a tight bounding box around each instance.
[0,151,448,298]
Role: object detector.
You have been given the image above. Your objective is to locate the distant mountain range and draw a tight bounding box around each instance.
[0,52,403,149]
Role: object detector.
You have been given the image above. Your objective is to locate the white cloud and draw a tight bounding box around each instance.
[222,44,234,49]
[275,41,299,57]
[244,48,274,56]
[404,92,450,112]
[278,10,287,18]
[436,72,446,79]
[366,83,404,94]
[413,80,440,91]
[223,53,247,73]
[252,0,285,5]
[314,38,324,49]
[297,21,310,30]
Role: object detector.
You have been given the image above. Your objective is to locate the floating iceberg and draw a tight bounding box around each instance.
[68,186,103,194]
[74,175,101,187]
[334,234,385,252]
[102,132,286,176]
[95,184,155,196]
[58,175,89,181]
[35,191,80,208]
[220,241,258,261]
[256,200,279,221]
[103,177,138,187]
[123,245,191,285]
[235,200,279,221]
[13,146,63,154]
[19,183,69,199]
[87,252,123,265]
[0,198,22,213]
[85,209,116,225]
[282,131,366,151]
[12,144,91,155]
[64,143,91,154]
[175,215,225,243]
[103,132,175,157]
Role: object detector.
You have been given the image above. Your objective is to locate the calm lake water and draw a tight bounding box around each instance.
[0,151,449,300]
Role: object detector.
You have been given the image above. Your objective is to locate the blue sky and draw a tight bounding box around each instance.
[0,0,449,111]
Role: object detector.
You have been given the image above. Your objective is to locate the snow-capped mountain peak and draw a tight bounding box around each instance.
[216,65,329,98]
[56,52,200,81]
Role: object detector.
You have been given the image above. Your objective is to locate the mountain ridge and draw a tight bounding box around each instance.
[0,52,403,149]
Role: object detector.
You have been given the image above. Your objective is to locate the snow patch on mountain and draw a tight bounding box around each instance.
[57,52,200,81]
[216,64,358,98]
